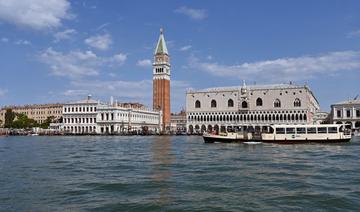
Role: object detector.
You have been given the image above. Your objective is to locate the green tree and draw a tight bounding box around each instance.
[40,116,55,129]
[4,109,15,128]
[12,113,38,129]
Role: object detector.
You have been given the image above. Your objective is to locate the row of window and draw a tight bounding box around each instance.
[275,127,338,134]
[13,110,61,115]
[336,109,360,118]
[64,126,96,132]
[100,113,158,121]
[155,68,164,73]
[195,98,302,109]
[189,113,307,122]
[189,110,306,116]
[64,117,96,124]
[64,106,96,113]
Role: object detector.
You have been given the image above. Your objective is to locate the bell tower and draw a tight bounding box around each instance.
[153,28,171,131]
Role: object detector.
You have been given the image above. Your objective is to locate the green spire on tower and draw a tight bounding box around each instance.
[154,28,168,55]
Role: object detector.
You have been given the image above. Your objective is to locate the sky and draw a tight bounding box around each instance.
[0,0,360,112]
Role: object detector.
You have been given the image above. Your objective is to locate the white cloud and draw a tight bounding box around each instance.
[0,88,8,97]
[192,51,360,82]
[15,39,31,45]
[84,33,112,50]
[109,53,127,65]
[347,30,360,38]
[39,48,127,79]
[1,37,9,42]
[62,89,89,97]
[67,79,189,111]
[175,6,207,20]
[180,45,192,51]
[136,59,152,67]
[53,29,76,42]
[0,0,73,31]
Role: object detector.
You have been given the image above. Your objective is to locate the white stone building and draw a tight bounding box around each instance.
[186,83,320,133]
[62,95,100,134]
[96,104,162,134]
[62,95,162,135]
[330,99,360,129]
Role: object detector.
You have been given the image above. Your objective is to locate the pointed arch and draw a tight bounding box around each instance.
[256,98,263,106]
[195,100,201,108]
[274,99,281,108]
[211,99,217,108]
[294,98,301,107]
[242,101,248,108]
[228,99,234,107]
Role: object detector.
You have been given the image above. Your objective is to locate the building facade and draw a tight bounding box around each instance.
[0,103,63,127]
[62,95,100,134]
[153,28,171,131]
[96,104,162,134]
[62,95,162,135]
[170,111,187,133]
[186,83,320,133]
[330,99,360,129]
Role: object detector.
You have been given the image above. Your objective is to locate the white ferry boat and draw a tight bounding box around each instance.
[203,124,351,144]
[260,124,351,143]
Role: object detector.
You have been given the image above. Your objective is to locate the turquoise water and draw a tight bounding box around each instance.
[0,136,360,211]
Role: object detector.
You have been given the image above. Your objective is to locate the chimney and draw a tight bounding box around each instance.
[87,94,92,100]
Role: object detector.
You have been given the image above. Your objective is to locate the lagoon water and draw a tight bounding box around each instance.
[1,136,360,211]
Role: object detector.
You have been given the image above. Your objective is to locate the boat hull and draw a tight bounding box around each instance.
[203,136,351,144]
[203,135,246,143]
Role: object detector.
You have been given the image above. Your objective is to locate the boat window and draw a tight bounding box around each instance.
[296,127,306,134]
[286,128,295,134]
[269,127,274,133]
[307,127,316,134]
[328,127,338,133]
[276,128,285,134]
[317,127,327,134]
[339,126,344,132]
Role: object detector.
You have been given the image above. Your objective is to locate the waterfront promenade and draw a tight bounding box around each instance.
[1,136,359,211]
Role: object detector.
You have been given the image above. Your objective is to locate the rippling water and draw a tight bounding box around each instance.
[0,136,360,211]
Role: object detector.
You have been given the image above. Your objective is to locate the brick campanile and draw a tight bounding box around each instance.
[153,28,171,131]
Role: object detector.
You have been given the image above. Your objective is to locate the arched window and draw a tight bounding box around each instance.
[228,99,234,107]
[256,98,263,106]
[195,100,201,108]
[274,99,281,108]
[242,101,248,108]
[294,98,301,107]
[211,100,217,108]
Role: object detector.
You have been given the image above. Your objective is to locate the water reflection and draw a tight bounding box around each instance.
[151,136,174,205]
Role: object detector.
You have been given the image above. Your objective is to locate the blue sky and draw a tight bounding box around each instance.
[0,0,360,112]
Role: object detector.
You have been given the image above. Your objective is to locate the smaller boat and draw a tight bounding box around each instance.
[203,132,246,143]
[29,133,39,136]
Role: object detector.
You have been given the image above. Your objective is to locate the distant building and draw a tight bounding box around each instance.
[330,99,360,129]
[170,110,187,133]
[153,28,171,131]
[96,104,162,134]
[0,103,63,127]
[62,95,100,134]
[186,82,320,134]
[62,95,162,134]
[313,111,330,124]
